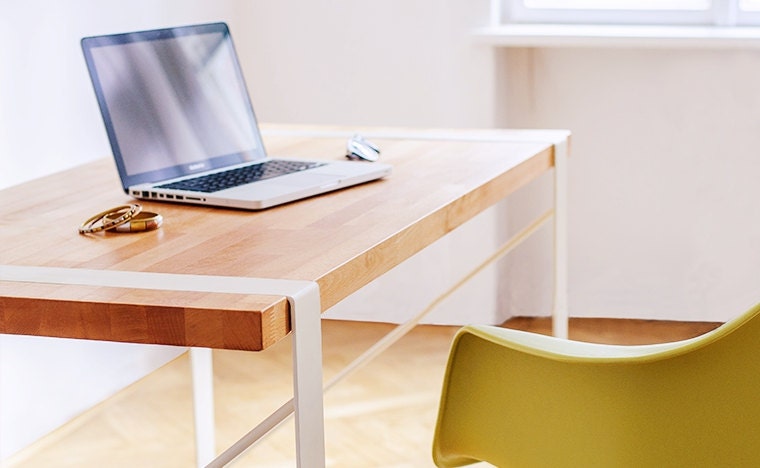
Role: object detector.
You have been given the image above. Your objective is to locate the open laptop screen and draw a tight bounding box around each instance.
[82,23,266,190]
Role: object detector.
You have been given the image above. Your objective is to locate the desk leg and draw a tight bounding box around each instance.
[198,281,325,467]
[553,138,569,339]
[205,302,326,468]
[289,283,326,468]
[190,347,216,467]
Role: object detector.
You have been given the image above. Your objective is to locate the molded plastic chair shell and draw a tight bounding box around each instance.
[432,303,760,467]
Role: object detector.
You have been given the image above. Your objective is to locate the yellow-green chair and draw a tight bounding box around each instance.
[432,303,760,467]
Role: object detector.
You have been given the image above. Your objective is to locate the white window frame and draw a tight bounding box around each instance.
[504,0,760,26]
[738,0,760,24]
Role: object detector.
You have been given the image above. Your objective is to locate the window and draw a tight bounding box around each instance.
[505,0,760,26]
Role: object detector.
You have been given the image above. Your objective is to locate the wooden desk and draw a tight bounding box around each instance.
[0,126,570,466]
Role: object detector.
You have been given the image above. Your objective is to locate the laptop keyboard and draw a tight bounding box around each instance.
[158,160,326,193]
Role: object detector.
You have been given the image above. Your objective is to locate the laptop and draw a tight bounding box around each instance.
[81,22,391,210]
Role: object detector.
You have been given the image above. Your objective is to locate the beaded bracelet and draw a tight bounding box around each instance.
[78,204,142,234]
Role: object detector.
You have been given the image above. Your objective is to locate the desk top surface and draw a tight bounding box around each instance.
[0,125,568,350]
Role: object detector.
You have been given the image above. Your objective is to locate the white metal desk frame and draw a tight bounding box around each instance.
[0,130,568,467]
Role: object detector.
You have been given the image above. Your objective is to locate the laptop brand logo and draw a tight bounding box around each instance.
[188,162,207,171]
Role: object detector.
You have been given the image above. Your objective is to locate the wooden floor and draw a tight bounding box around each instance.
[5,317,721,468]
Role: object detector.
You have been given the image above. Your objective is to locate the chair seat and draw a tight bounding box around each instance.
[432,302,760,467]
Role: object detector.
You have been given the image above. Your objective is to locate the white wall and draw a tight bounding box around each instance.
[496,47,760,323]
[228,1,494,129]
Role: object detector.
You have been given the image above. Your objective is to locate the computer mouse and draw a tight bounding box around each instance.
[346,134,381,162]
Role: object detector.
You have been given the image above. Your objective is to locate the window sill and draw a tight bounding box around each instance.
[473,23,760,49]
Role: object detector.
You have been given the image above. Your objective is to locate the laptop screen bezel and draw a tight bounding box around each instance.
[81,22,267,192]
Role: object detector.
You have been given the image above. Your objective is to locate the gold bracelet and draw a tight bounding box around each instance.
[104,211,163,233]
[78,204,142,234]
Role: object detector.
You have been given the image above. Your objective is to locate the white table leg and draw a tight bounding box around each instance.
[190,347,216,467]
[203,281,325,467]
[288,282,326,467]
[552,138,569,339]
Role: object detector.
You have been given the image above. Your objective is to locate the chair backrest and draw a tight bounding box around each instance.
[432,303,760,467]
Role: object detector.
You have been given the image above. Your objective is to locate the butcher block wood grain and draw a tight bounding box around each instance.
[0,126,567,351]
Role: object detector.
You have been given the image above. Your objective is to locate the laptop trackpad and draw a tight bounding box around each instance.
[225,172,342,199]
[276,172,339,187]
